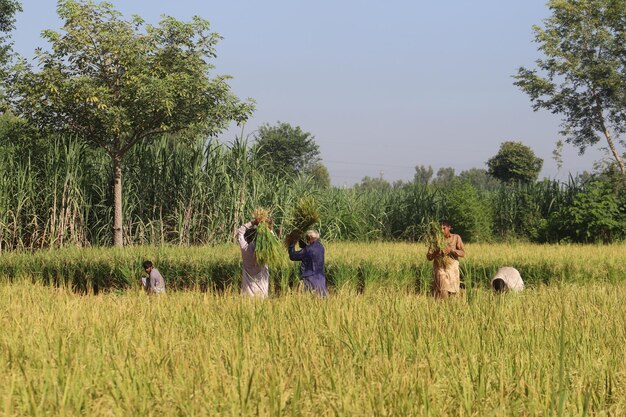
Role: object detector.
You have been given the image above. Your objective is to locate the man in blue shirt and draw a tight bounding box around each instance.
[288,230,328,297]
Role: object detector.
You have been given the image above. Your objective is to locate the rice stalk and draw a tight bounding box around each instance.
[421,221,451,267]
[285,197,320,245]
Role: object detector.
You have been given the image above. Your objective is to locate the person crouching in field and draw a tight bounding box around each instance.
[237,219,269,297]
[288,230,328,297]
[141,260,166,295]
[426,220,465,298]
[491,266,524,293]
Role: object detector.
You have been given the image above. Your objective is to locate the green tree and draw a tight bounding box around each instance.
[546,179,626,243]
[487,141,543,184]
[444,181,492,242]
[253,122,321,178]
[355,175,391,192]
[413,164,433,185]
[432,167,455,187]
[0,0,21,67]
[8,0,253,246]
[514,0,626,186]
[308,162,331,189]
[457,168,500,191]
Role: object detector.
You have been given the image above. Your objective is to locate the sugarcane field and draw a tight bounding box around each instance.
[2,0,626,415]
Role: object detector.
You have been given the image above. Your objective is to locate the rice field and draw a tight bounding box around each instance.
[0,242,624,292]
[0,243,625,415]
[0,280,624,416]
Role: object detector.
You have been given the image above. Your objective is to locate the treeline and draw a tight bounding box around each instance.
[1,118,625,251]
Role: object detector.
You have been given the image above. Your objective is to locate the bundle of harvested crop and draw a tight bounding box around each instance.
[253,208,272,228]
[252,208,285,269]
[285,197,320,246]
[422,221,451,267]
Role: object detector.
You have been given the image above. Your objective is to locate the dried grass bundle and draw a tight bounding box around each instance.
[285,197,320,246]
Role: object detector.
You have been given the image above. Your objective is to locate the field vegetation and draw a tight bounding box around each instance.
[0,281,624,415]
[0,243,624,293]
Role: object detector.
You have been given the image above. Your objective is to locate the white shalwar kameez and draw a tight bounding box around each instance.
[238,222,269,297]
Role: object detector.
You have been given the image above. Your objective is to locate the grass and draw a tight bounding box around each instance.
[0,281,624,415]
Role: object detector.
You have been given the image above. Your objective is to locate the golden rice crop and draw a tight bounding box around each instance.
[1,281,625,415]
[285,196,320,245]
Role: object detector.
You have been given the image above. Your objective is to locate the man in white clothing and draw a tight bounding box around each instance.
[237,219,269,297]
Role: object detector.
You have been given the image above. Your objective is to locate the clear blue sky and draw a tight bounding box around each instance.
[11,0,608,185]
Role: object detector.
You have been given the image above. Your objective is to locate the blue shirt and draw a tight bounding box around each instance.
[288,240,325,278]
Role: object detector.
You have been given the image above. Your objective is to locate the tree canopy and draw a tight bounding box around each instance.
[487,141,543,184]
[0,0,21,66]
[7,0,254,246]
[253,122,321,178]
[514,0,626,186]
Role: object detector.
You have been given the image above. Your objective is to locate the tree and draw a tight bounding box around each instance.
[413,164,433,185]
[0,0,21,67]
[8,0,254,246]
[355,175,391,192]
[514,0,626,186]
[487,141,543,184]
[0,0,21,107]
[432,167,455,187]
[457,168,500,191]
[308,162,331,189]
[253,122,320,178]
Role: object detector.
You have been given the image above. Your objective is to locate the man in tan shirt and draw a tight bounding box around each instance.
[426,220,465,298]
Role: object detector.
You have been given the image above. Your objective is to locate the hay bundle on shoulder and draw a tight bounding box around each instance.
[285,197,320,246]
[252,208,286,269]
[421,220,451,267]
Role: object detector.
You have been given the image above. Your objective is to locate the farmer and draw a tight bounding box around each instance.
[237,218,270,297]
[490,266,524,292]
[141,260,166,295]
[426,220,465,298]
[288,230,328,297]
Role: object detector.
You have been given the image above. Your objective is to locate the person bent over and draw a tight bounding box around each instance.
[141,260,165,295]
[288,230,328,297]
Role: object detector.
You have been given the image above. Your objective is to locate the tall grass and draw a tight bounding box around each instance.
[0,282,624,415]
[1,129,623,249]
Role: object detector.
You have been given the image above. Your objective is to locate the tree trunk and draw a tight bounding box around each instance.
[113,153,124,247]
[601,127,626,188]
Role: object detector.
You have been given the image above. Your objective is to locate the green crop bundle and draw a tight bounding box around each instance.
[422,221,451,267]
[285,197,320,245]
[253,209,285,269]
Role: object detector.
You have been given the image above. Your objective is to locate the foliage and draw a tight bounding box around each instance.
[487,141,543,184]
[457,168,500,191]
[0,0,21,67]
[413,164,433,185]
[7,0,254,246]
[544,179,626,243]
[432,167,455,187]
[444,180,492,242]
[253,122,320,178]
[514,0,626,184]
[307,162,331,189]
[355,175,391,192]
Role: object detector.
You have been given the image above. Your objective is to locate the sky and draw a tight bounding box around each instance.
[10,0,610,186]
